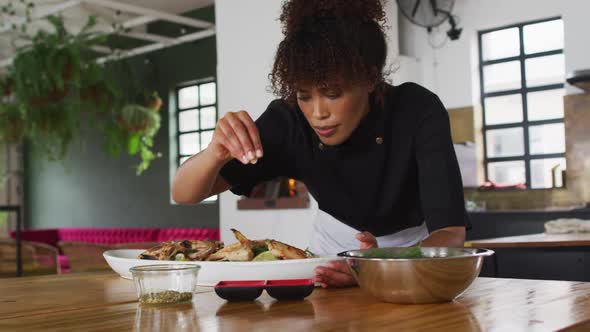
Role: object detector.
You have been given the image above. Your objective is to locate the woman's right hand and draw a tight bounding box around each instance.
[314,232,378,288]
[207,111,264,165]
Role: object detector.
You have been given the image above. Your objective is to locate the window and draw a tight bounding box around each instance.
[478,18,566,189]
[176,80,218,202]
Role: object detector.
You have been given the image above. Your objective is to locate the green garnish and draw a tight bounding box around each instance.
[252,243,269,256]
[362,247,424,259]
[252,251,279,261]
[174,253,187,261]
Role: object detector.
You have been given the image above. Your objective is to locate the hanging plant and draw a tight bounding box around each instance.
[80,64,121,117]
[12,17,85,104]
[119,104,161,175]
[0,77,13,97]
[104,103,161,175]
[145,91,163,112]
[1,14,162,175]
[28,102,79,160]
[117,104,159,133]
[7,15,111,159]
[0,102,26,144]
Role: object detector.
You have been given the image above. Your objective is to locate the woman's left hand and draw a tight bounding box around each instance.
[314,231,378,288]
[355,231,378,249]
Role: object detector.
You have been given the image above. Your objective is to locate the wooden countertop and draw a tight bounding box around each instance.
[466,232,590,248]
[2,272,590,331]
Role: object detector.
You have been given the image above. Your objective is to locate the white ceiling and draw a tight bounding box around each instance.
[107,0,214,14]
[0,0,214,14]
[0,0,215,69]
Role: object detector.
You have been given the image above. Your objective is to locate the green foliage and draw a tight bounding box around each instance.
[361,247,424,259]
[0,102,26,143]
[252,243,269,256]
[104,104,162,175]
[252,251,279,261]
[6,15,113,159]
[0,15,162,175]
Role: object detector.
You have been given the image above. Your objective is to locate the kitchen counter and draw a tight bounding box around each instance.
[466,232,590,248]
[467,206,590,214]
[2,272,590,331]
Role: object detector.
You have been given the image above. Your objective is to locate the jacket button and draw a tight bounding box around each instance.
[376,137,384,144]
[318,143,325,150]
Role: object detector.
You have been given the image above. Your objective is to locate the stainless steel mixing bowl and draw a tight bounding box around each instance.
[338,247,494,304]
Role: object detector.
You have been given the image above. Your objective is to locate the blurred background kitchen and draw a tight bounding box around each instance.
[0,0,589,281]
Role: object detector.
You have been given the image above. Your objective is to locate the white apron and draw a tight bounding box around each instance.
[309,209,429,256]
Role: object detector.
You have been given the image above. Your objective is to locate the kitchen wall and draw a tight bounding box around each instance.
[452,92,590,211]
[25,6,219,229]
[215,0,403,246]
[215,0,315,247]
[399,0,590,109]
[397,0,590,210]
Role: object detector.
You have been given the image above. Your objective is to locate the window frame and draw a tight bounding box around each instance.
[478,16,565,189]
[175,78,218,202]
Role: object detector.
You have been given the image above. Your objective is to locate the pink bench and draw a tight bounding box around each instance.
[11,227,220,273]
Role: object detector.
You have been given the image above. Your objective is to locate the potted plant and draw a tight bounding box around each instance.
[104,102,161,175]
[0,77,12,97]
[80,63,121,114]
[121,103,161,175]
[11,16,95,104]
[0,102,26,143]
[8,15,117,158]
[145,91,163,112]
[5,13,162,174]
[117,104,159,133]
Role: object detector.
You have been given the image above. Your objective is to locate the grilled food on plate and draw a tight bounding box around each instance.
[138,229,315,262]
[138,240,222,261]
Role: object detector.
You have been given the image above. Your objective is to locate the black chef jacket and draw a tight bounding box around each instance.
[220,83,471,236]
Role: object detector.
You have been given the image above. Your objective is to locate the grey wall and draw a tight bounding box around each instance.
[25,6,218,229]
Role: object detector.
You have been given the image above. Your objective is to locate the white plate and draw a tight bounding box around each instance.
[103,249,344,286]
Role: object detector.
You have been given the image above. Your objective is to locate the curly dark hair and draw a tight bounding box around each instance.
[270,0,389,105]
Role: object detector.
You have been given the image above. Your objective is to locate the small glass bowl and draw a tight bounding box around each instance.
[130,264,201,305]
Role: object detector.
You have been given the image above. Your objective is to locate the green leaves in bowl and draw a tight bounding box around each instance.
[361,247,424,259]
